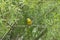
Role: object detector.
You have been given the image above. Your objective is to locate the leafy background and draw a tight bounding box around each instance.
[0,0,60,40]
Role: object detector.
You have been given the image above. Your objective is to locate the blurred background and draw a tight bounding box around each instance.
[0,0,60,40]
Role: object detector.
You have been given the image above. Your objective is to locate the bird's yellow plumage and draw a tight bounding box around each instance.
[27,18,32,25]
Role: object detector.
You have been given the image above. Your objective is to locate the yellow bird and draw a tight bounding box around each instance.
[27,18,32,25]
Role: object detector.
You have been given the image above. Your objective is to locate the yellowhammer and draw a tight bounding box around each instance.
[27,18,32,25]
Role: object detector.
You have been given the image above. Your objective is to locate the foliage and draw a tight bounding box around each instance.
[0,0,60,40]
